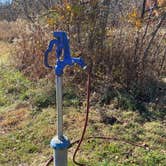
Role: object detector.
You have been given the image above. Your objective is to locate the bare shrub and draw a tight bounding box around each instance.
[11,1,166,103]
[104,26,165,101]
[11,21,55,81]
[0,19,26,42]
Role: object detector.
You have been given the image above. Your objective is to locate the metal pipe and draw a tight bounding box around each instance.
[54,149,68,166]
[56,76,63,138]
[51,75,69,166]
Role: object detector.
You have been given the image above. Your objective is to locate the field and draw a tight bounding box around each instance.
[0,1,166,165]
[0,41,166,166]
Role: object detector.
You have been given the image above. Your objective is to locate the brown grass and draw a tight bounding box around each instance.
[0,19,26,42]
[0,106,30,133]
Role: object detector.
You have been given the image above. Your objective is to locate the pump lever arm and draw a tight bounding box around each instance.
[44,39,58,69]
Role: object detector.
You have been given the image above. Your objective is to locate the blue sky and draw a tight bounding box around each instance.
[0,0,12,3]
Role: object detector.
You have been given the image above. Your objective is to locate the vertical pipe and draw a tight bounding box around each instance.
[54,149,68,166]
[56,76,63,138]
[52,75,68,166]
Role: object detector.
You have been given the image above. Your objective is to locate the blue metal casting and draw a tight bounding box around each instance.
[44,31,86,76]
[50,135,70,150]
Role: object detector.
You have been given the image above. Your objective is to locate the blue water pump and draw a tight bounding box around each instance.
[44,31,86,166]
[44,31,86,76]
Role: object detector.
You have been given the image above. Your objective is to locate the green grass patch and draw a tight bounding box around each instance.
[0,66,31,107]
[0,65,80,111]
[0,108,55,166]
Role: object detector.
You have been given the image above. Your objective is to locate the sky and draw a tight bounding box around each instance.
[0,0,12,3]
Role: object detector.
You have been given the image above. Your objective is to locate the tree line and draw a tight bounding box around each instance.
[0,0,59,21]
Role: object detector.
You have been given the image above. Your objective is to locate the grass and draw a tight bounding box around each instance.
[1,103,165,166]
[0,41,12,64]
[0,66,31,107]
[0,107,54,166]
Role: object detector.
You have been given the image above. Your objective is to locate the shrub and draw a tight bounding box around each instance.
[11,21,53,81]
[0,19,26,42]
[11,2,166,105]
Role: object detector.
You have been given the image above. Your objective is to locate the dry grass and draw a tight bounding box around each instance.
[0,103,30,134]
[11,21,53,81]
[0,41,12,63]
[0,19,26,42]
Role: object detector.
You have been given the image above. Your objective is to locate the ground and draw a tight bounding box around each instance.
[0,41,166,166]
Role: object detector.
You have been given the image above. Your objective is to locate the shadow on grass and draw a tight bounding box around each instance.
[100,79,166,122]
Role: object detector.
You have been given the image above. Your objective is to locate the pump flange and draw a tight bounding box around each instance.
[50,135,70,150]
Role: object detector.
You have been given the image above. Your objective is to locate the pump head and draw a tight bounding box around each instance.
[44,31,86,76]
